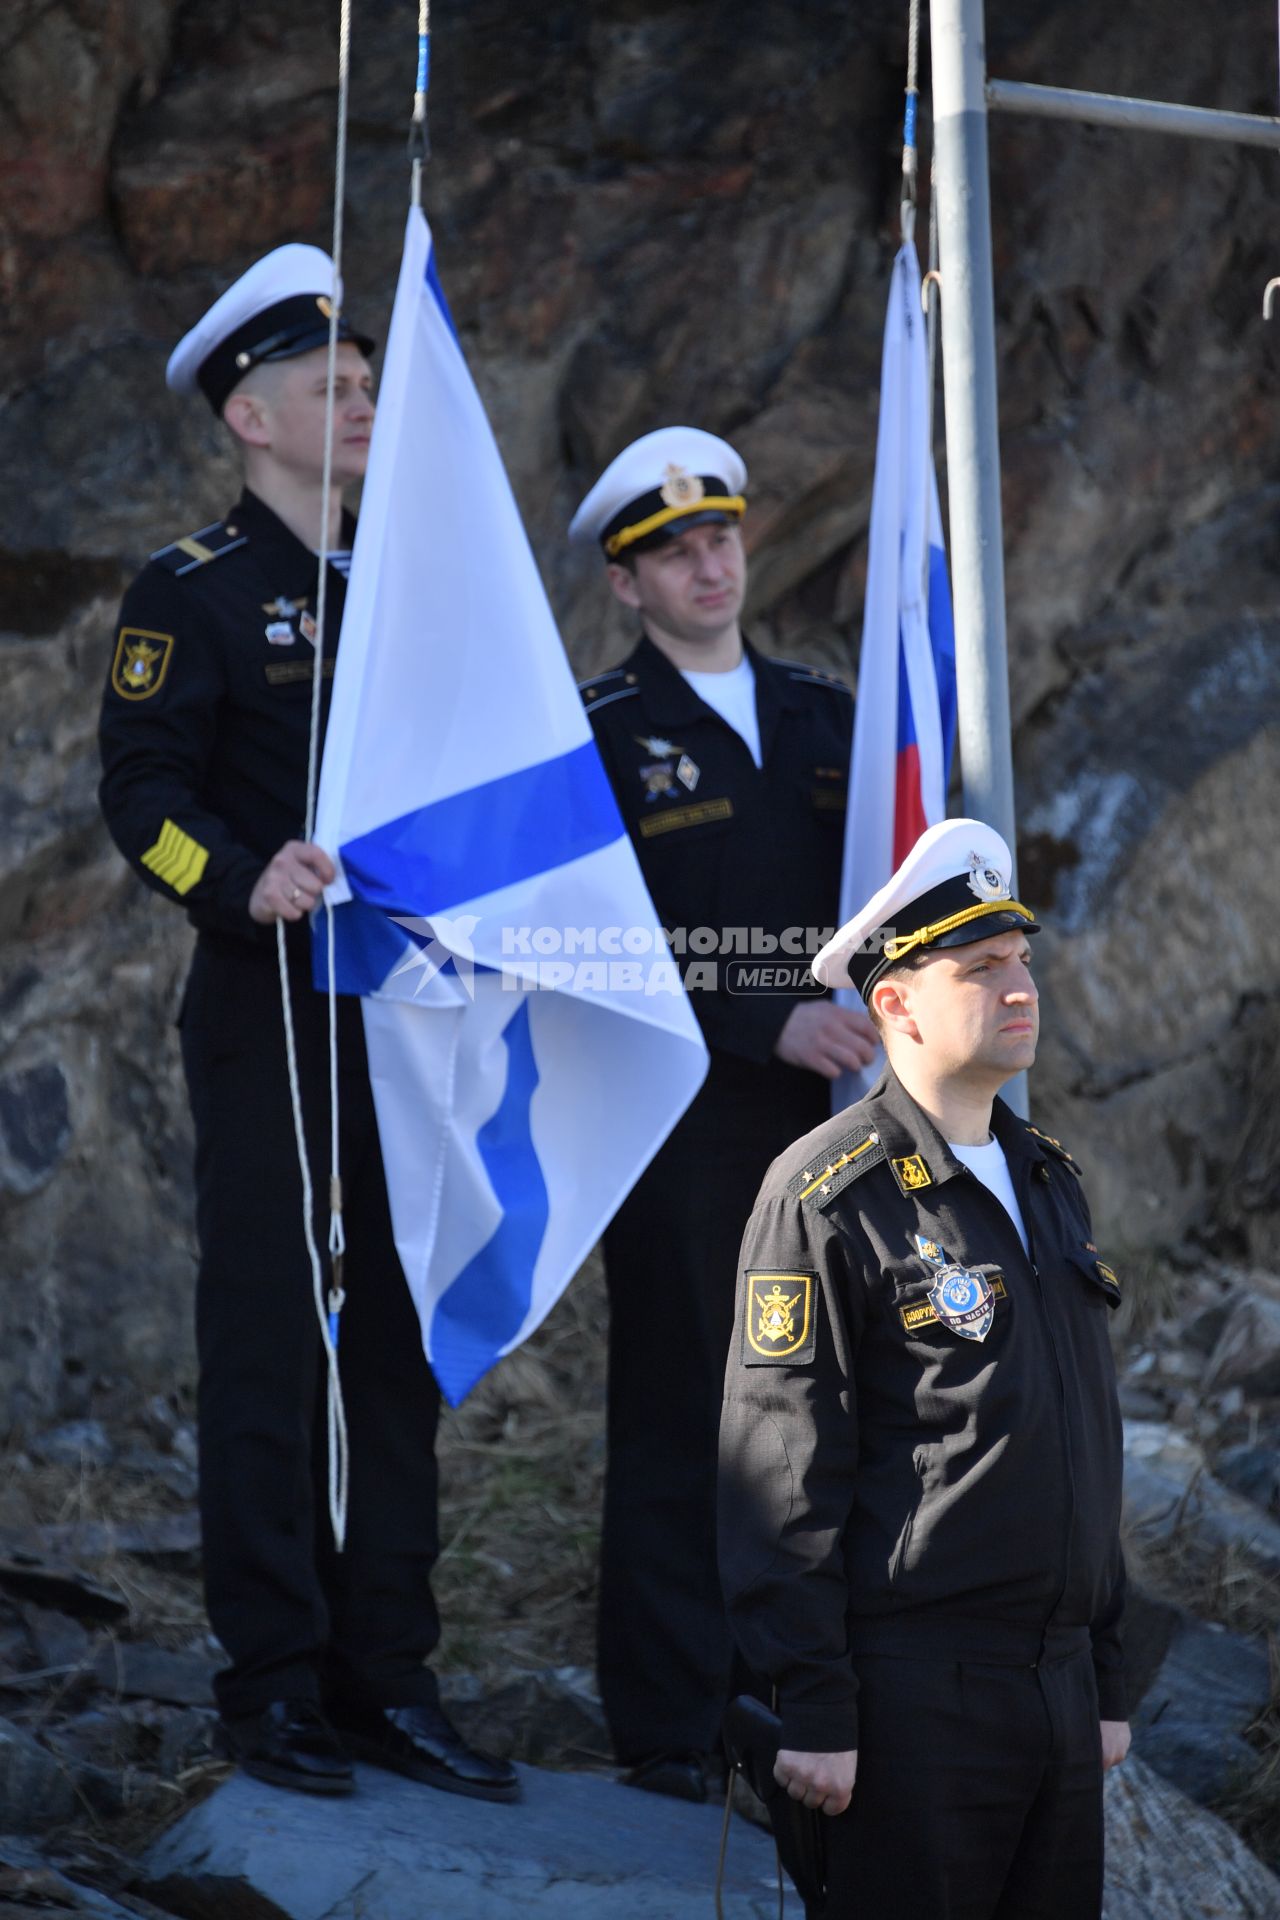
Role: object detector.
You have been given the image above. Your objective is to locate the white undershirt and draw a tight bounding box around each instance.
[681,656,762,767]
[948,1135,1030,1256]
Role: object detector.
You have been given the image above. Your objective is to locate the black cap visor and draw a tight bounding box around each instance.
[199,296,377,414]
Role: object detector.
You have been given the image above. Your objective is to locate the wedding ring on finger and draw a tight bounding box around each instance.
[289,885,303,905]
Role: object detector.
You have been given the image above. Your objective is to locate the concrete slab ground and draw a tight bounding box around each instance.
[142,1762,785,1919]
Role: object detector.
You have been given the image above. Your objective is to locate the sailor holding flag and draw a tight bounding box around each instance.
[98,245,517,1803]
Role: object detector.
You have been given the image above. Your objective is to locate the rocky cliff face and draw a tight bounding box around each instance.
[2,0,1278,1424]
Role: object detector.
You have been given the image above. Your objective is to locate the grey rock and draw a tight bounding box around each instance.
[90,1642,216,1709]
[0,1514,201,1572]
[441,1664,607,1767]
[137,1750,1280,1920]
[1102,1753,1280,1919]
[1122,1421,1280,1577]
[28,1420,114,1469]
[1116,1382,1165,1422]
[0,1841,149,1918]
[142,1762,786,1918]
[1215,1444,1280,1518]
[0,1059,72,1196]
[16,1600,93,1674]
[113,1445,199,1502]
[1130,1618,1272,1805]
[0,1716,78,1832]
[1204,1288,1280,1400]
[0,1553,128,1626]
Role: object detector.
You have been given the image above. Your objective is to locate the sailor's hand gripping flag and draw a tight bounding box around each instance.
[835,241,957,1101]
[314,208,708,1405]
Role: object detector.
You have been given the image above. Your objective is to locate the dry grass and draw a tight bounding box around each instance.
[1,1256,610,1687]
[432,1249,607,1682]
[1123,1529,1280,1866]
[1124,1529,1280,1644]
[1218,1680,1280,1871]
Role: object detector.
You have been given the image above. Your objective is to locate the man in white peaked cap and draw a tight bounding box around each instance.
[570,426,879,1799]
[99,246,516,1803]
[718,819,1129,1918]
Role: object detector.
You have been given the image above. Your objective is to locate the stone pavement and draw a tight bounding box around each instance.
[137,1752,1280,1920]
[142,1763,784,1919]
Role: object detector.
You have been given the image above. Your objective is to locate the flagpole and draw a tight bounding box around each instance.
[929,0,1028,1115]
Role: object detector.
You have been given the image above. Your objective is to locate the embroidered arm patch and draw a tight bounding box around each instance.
[742,1270,817,1366]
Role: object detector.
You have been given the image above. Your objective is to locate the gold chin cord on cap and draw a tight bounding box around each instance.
[604,495,746,558]
[881,899,1035,963]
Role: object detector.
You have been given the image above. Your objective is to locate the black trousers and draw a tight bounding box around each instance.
[599,1051,827,1762]
[816,1640,1104,1920]
[180,936,442,1720]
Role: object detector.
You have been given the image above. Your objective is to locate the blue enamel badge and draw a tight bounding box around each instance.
[927,1263,996,1342]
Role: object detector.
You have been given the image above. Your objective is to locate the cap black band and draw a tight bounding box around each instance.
[600,475,745,557]
[197,294,376,414]
[850,871,1039,1002]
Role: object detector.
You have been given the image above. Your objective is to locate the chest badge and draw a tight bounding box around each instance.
[676,753,700,791]
[639,760,678,802]
[915,1234,946,1268]
[928,1264,996,1342]
[299,611,318,645]
[265,620,294,645]
[262,595,307,619]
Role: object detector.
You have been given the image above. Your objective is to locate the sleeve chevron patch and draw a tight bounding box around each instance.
[140,818,209,896]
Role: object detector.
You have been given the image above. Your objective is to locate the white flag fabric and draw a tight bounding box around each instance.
[834,240,956,1103]
[314,208,708,1406]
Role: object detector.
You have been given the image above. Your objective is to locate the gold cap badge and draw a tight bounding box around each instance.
[659,464,706,510]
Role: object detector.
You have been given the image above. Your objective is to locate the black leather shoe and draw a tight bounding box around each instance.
[623,1749,707,1803]
[333,1702,520,1803]
[218,1700,354,1796]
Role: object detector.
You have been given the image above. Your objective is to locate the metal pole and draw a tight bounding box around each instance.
[930,0,1028,1115]
[930,0,1014,847]
[987,78,1280,149]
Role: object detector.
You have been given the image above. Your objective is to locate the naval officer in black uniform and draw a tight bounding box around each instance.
[719,819,1129,1918]
[99,245,516,1803]
[569,428,879,1797]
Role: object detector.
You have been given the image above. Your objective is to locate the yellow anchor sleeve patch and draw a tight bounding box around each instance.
[111,627,174,701]
[743,1271,817,1366]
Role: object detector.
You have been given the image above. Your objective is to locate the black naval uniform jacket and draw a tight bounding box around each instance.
[581,634,852,1064]
[718,1068,1127,1755]
[99,487,350,953]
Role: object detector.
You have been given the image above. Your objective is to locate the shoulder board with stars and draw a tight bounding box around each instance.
[579,668,639,713]
[150,520,249,577]
[787,1126,885,1204]
[1025,1123,1083,1177]
[774,660,852,696]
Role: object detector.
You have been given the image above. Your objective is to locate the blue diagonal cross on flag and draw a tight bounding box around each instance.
[314,208,707,1405]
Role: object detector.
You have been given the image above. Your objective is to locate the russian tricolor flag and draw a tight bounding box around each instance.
[834,241,956,1093]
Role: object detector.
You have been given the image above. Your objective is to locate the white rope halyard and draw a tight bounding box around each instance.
[276,0,354,1552]
[410,0,431,208]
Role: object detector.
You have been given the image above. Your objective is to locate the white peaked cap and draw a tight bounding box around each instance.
[813,817,1038,1001]
[166,244,372,412]
[568,426,748,555]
